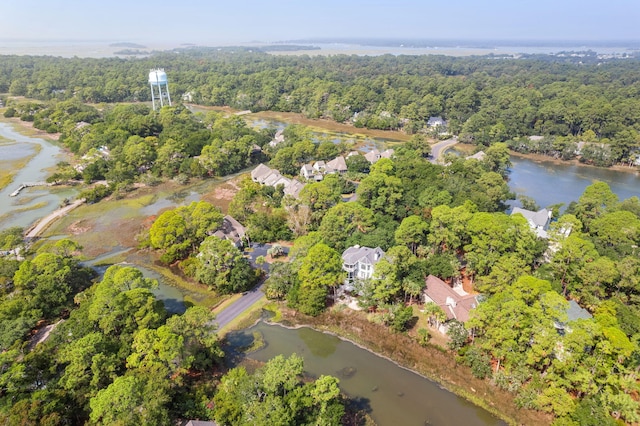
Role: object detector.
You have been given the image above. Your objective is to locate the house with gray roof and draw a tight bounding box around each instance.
[326,156,348,173]
[212,215,246,248]
[341,245,385,289]
[364,149,381,164]
[380,149,394,159]
[427,116,447,128]
[283,180,305,199]
[511,207,552,238]
[466,151,486,161]
[268,129,285,148]
[251,163,275,184]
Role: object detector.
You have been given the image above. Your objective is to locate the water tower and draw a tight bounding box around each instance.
[148,68,171,110]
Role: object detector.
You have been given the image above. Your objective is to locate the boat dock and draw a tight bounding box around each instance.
[9,182,49,197]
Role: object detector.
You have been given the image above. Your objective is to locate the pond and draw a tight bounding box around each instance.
[508,156,640,208]
[228,321,504,426]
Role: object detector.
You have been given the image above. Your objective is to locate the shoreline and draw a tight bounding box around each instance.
[509,150,640,175]
[257,306,551,426]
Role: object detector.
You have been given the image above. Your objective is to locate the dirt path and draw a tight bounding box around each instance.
[25,198,85,238]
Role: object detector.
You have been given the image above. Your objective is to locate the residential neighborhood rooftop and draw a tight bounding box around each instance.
[423,275,478,323]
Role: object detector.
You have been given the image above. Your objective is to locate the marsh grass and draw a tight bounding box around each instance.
[0,145,41,191]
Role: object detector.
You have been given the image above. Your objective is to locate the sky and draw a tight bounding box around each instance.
[0,0,639,45]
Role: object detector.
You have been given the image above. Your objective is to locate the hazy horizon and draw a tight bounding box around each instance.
[1,0,639,46]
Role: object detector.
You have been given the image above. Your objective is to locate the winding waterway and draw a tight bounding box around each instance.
[2,118,640,424]
[229,322,504,426]
[0,122,76,230]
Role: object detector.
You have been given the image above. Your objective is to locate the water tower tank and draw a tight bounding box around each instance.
[148,68,171,110]
[149,69,168,86]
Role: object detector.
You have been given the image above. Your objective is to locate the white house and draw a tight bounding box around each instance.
[268,129,285,148]
[341,245,385,290]
[427,116,447,128]
[511,207,552,238]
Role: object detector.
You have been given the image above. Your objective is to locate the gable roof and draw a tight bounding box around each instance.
[364,149,381,164]
[511,207,551,230]
[380,149,394,159]
[466,151,486,161]
[326,156,348,172]
[423,275,478,323]
[212,215,246,244]
[427,116,446,127]
[283,180,305,198]
[251,164,274,183]
[263,170,285,187]
[342,245,385,266]
[567,300,592,322]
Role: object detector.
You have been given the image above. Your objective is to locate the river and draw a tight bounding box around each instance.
[228,322,503,426]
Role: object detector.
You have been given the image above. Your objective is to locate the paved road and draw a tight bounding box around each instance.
[429,137,458,164]
[214,243,290,329]
[214,283,266,329]
[25,198,85,238]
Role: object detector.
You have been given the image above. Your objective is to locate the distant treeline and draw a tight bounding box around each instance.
[1,50,640,162]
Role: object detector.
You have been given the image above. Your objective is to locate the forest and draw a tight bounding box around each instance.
[1,49,640,165]
[1,49,640,425]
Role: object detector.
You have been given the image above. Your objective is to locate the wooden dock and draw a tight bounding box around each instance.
[9,182,49,197]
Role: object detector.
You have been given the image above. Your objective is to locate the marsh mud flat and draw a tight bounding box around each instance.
[0,122,76,230]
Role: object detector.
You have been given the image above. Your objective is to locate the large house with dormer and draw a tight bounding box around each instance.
[341,245,385,290]
[511,207,552,238]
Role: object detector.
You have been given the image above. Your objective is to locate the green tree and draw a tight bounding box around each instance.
[296,243,344,315]
[318,203,375,251]
[394,214,429,254]
[195,236,255,294]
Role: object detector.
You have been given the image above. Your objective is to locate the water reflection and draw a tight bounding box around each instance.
[231,322,504,426]
[509,156,640,208]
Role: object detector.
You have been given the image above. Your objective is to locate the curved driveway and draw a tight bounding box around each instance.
[429,137,458,164]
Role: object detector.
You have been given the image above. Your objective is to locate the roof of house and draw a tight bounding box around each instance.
[268,129,285,147]
[427,116,446,127]
[342,245,385,266]
[466,151,486,161]
[511,207,551,230]
[423,275,478,323]
[251,164,274,182]
[364,149,381,164]
[380,149,394,159]
[326,156,347,172]
[283,180,305,198]
[313,160,327,170]
[184,421,217,426]
[212,215,246,244]
[567,300,593,322]
[263,170,285,187]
